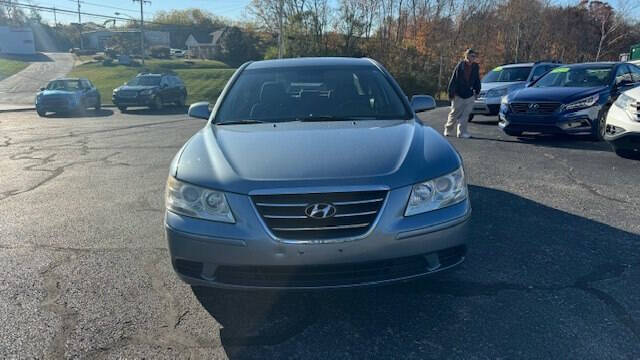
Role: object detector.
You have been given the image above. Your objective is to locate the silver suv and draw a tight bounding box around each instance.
[165,57,471,289]
[472,61,561,121]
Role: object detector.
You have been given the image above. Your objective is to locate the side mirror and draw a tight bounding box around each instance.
[411,95,436,113]
[188,101,211,120]
[40,87,45,91]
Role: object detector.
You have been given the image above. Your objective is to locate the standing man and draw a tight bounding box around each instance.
[445,49,481,138]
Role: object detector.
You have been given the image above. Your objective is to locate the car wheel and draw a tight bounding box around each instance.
[152,96,163,110]
[504,129,522,137]
[589,106,608,141]
[36,108,46,117]
[118,106,127,112]
[94,97,101,111]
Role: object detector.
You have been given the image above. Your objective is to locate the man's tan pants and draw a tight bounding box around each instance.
[445,95,474,135]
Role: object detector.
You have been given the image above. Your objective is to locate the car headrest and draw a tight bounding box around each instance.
[260,82,287,104]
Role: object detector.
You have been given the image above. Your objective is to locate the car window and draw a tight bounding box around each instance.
[531,66,549,81]
[127,76,161,86]
[215,66,411,122]
[81,80,91,89]
[614,65,632,85]
[46,80,82,91]
[533,66,613,88]
[627,64,640,83]
[482,66,532,83]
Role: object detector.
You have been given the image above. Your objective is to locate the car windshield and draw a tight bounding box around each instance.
[215,65,411,123]
[127,76,161,86]
[533,66,612,88]
[46,80,82,91]
[482,66,532,83]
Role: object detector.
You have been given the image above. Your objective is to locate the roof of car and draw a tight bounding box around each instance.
[565,62,618,67]
[53,78,85,81]
[500,63,535,68]
[245,57,376,70]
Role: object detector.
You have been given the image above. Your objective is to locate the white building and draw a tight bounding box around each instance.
[185,28,228,59]
[0,26,36,55]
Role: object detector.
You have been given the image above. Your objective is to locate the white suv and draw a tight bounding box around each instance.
[471,62,561,121]
[605,86,640,158]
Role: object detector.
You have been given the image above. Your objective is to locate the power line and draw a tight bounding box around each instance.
[65,0,139,14]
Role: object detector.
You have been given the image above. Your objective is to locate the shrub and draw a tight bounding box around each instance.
[102,58,114,66]
[93,55,105,61]
[151,46,171,59]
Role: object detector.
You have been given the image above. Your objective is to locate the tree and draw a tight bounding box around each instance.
[214,27,260,66]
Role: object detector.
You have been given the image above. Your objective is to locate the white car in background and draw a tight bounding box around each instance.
[605,86,640,159]
[471,62,561,121]
[170,49,186,58]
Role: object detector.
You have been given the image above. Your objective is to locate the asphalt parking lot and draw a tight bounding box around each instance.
[1,107,639,359]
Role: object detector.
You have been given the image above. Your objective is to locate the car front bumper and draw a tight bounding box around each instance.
[604,104,640,153]
[166,186,471,289]
[472,97,501,116]
[499,104,600,135]
[112,94,154,106]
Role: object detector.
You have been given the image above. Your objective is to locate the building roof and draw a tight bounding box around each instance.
[246,57,376,70]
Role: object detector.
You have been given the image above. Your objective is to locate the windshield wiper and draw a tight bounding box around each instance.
[216,119,266,125]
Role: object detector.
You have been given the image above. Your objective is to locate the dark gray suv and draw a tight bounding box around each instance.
[165,57,471,289]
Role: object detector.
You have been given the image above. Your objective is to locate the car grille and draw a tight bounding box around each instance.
[117,90,138,98]
[40,96,69,107]
[634,101,640,121]
[213,246,467,287]
[511,102,561,114]
[252,190,387,242]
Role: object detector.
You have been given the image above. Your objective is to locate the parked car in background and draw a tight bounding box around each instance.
[471,62,561,121]
[605,86,640,158]
[499,62,640,140]
[112,73,187,112]
[165,57,471,289]
[170,49,186,58]
[35,78,101,117]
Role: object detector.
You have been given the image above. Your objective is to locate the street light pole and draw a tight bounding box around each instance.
[77,0,83,49]
[132,0,151,65]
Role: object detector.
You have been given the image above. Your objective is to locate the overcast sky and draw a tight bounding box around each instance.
[28,0,639,26]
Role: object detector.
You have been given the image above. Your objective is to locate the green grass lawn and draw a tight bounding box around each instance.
[0,58,30,80]
[69,58,235,105]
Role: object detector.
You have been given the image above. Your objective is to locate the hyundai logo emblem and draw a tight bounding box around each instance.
[305,203,337,219]
[528,103,540,111]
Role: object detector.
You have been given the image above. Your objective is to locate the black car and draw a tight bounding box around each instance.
[35,78,101,117]
[112,73,187,111]
[499,62,640,140]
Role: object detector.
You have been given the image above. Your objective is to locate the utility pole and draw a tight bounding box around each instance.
[77,0,83,49]
[133,0,151,65]
[278,0,284,59]
[53,6,57,27]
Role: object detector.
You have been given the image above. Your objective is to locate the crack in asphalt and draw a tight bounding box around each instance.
[10,118,189,146]
[0,147,130,202]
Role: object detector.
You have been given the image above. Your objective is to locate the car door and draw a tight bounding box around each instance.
[173,76,186,99]
[159,76,171,103]
[85,80,99,106]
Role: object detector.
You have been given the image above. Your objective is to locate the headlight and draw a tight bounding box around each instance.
[165,177,235,223]
[614,93,637,118]
[140,89,153,96]
[405,167,467,216]
[487,87,509,98]
[501,95,509,105]
[112,88,119,94]
[563,94,599,111]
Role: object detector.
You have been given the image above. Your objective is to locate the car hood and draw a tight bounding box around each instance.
[39,90,79,96]
[510,86,607,103]
[117,85,157,91]
[481,81,524,91]
[621,86,640,100]
[172,120,462,194]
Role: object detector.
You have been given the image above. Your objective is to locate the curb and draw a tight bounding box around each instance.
[0,107,36,113]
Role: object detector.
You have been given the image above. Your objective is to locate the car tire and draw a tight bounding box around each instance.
[589,106,609,141]
[36,108,46,117]
[152,96,163,110]
[94,97,101,111]
[118,106,127,112]
[504,129,522,137]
